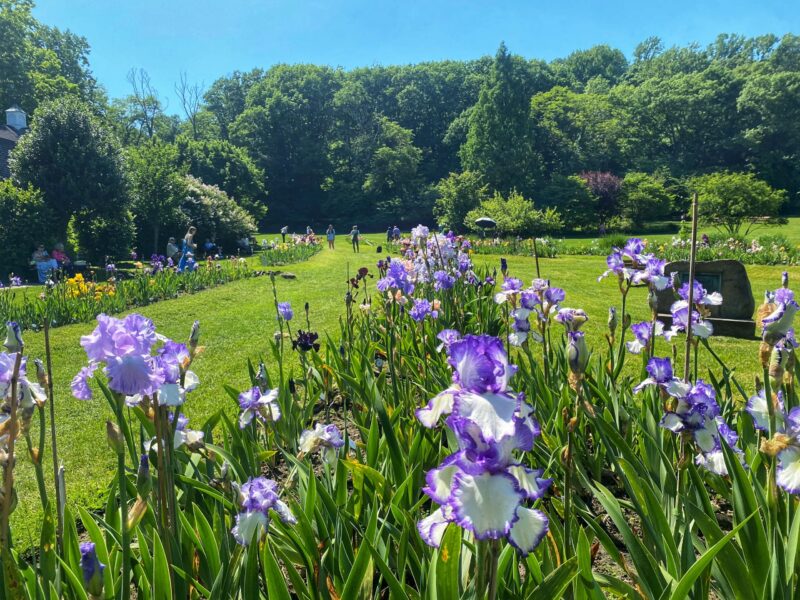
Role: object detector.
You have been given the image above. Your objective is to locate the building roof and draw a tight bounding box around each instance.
[0,125,20,179]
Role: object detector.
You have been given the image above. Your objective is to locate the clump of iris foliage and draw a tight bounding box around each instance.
[0,256,262,331]
[0,227,799,599]
[259,236,322,267]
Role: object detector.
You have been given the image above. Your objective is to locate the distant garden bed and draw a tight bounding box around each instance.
[468,231,800,266]
[258,237,321,266]
[0,258,264,331]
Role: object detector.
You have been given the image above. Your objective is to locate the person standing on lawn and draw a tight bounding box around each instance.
[326,224,336,250]
[350,225,360,253]
[281,225,288,243]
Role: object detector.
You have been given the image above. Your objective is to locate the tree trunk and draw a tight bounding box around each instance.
[153,224,160,257]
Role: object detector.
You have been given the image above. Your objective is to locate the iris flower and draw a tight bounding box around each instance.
[277,302,293,321]
[238,386,281,428]
[626,321,664,354]
[298,423,345,462]
[232,477,296,545]
[416,334,550,555]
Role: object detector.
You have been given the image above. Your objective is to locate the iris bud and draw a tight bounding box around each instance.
[189,320,200,349]
[34,358,48,387]
[3,321,23,353]
[607,307,618,336]
[106,421,124,455]
[136,454,151,497]
[80,542,105,597]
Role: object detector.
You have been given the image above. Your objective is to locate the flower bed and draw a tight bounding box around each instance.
[570,232,800,265]
[0,257,263,330]
[1,228,799,598]
[258,235,321,266]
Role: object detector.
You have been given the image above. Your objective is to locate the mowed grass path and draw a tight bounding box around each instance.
[11,232,792,542]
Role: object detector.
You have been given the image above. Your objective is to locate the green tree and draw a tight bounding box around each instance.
[176,137,267,222]
[433,171,488,232]
[738,71,800,205]
[363,117,424,223]
[461,43,550,195]
[539,175,598,230]
[465,190,562,236]
[232,64,339,222]
[618,172,674,227]
[553,45,628,89]
[10,97,133,260]
[691,171,786,235]
[0,180,52,276]
[0,0,96,114]
[128,140,188,255]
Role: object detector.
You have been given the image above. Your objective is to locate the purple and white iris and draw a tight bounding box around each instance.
[626,321,664,354]
[298,423,345,462]
[636,357,741,475]
[416,334,550,555]
[231,477,296,545]
[746,390,800,494]
[238,386,281,428]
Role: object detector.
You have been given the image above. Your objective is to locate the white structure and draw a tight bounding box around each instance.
[5,106,27,131]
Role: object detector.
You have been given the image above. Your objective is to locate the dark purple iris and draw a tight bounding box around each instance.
[293,330,320,352]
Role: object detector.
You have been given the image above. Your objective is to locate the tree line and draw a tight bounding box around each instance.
[1,0,799,266]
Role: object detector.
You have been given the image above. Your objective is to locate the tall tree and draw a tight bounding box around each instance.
[128,140,187,254]
[10,96,133,260]
[461,43,549,195]
[231,64,339,223]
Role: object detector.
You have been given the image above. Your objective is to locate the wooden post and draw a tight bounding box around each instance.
[683,192,699,381]
[532,236,541,279]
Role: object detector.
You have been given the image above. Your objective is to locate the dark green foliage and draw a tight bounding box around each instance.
[128,140,188,255]
[176,137,267,222]
[10,96,133,261]
[433,171,489,233]
[461,43,551,195]
[618,172,674,227]
[540,174,598,230]
[0,180,51,276]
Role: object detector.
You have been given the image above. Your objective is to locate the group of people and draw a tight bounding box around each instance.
[386,225,401,242]
[283,225,362,252]
[31,242,74,283]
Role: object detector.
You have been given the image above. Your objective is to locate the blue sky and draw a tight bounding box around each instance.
[34,0,799,113]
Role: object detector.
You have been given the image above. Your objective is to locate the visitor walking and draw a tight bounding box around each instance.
[350,225,360,253]
[326,224,336,250]
[392,225,400,241]
[281,225,288,243]
[179,226,197,272]
[386,226,392,243]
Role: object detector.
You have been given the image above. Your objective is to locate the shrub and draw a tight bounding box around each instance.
[0,181,52,277]
[181,176,258,250]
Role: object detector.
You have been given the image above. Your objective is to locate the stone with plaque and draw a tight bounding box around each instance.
[655,259,755,339]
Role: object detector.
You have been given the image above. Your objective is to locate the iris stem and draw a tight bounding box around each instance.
[563,385,582,560]
[118,450,130,600]
[44,320,64,554]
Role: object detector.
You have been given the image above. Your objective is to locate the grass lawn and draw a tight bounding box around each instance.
[10,230,792,543]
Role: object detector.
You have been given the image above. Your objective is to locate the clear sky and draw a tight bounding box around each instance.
[34,0,799,113]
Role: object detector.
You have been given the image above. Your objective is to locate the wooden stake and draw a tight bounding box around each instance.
[684,192,699,381]
[532,237,541,279]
